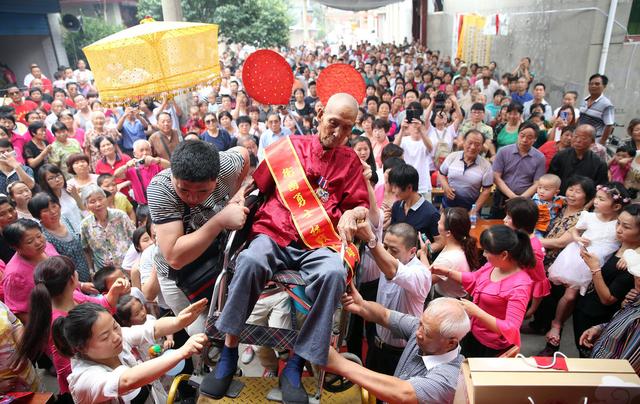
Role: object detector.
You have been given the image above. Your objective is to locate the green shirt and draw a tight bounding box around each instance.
[497,126,519,150]
[49,139,82,179]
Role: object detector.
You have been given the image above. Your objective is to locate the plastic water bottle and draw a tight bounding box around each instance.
[470,204,477,228]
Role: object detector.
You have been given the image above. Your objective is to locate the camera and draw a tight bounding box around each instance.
[434,91,448,110]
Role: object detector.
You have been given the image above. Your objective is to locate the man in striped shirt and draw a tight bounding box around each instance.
[324,293,470,404]
[578,73,615,145]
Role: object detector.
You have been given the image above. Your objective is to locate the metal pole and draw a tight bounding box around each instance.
[161,0,184,22]
[598,0,619,74]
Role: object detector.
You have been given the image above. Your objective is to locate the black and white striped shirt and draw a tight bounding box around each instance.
[147,150,244,276]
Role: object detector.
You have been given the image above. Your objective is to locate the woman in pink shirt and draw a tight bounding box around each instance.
[504,197,551,319]
[432,225,535,356]
[15,256,129,402]
[1,218,59,323]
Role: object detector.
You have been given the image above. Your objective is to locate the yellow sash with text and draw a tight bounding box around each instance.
[264,137,359,284]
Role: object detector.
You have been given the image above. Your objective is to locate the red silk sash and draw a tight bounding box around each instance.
[263,136,359,284]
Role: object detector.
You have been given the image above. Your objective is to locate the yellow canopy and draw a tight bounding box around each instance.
[83,21,220,104]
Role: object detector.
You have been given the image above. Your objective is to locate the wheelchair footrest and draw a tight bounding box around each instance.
[206,314,299,351]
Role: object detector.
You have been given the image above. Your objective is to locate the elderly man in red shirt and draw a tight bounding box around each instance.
[204,93,370,403]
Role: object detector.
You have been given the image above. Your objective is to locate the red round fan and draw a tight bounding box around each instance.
[316,64,366,106]
[242,49,294,105]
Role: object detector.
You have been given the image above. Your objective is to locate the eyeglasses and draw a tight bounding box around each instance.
[204,120,215,124]
[47,174,64,181]
[7,91,19,95]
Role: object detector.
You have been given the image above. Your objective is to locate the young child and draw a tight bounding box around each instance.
[545,182,629,348]
[532,174,565,237]
[608,145,633,183]
[116,293,174,358]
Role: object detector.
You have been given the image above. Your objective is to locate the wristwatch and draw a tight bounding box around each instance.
[366,235,378,249]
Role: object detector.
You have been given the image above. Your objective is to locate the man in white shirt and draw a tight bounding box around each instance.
[523,82,553,121]
[474,67,500,102]
[357,221,432,376]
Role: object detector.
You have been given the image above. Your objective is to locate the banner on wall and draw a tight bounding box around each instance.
[455,13,508,65]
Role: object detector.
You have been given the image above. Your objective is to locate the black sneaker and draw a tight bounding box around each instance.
[199,367,236,399]
[279,374,309,404]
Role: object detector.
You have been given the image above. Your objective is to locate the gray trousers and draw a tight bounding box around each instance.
[216,234,346,366]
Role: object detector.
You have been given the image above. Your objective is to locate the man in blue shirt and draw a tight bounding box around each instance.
[323,293,471,404]
[510,76,533,106]
[257,112,291,161]
[389,163,440,241]
[116,105,149,155]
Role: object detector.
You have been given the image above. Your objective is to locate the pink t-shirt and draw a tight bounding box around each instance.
[2,243,59,314]
[124,163,162,205]
[529,237,551,298]
[461,263,532,350]
[609,163,629,183]
[50,290,114,393]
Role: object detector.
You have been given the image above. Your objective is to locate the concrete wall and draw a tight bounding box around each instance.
[427,0,640,138]
[0,35,60,86]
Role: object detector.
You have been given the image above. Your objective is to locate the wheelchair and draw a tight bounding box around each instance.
[168,193,368,403]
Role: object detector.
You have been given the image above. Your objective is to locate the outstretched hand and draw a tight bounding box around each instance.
[177,298,208,328]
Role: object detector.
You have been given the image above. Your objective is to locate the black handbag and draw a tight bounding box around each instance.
[167,205,225,303]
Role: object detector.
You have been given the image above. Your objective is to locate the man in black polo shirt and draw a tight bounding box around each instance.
[549,124,608,194]
[389,163,440,240]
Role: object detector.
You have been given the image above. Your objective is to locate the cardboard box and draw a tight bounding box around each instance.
[453,358,640,404]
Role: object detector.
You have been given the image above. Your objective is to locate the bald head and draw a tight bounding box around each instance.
[325,93,359,120]
[575,124,596,141]
[318,93,359,149]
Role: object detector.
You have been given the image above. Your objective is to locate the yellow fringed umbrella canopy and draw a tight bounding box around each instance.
[83,21,220,105]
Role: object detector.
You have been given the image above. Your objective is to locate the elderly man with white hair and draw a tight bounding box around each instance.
[113,139,170,205]
[324,294,470,404]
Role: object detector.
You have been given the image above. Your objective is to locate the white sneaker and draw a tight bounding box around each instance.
[241,346,255,364]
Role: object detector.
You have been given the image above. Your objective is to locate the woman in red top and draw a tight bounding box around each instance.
[432,225,535,357]
[94,136,131,197]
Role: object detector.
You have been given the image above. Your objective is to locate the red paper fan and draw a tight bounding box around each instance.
[242,49,294,105]
[317,64,366,106]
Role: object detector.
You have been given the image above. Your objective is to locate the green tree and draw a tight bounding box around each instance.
[63,17,124,68]
[136,0,291,47]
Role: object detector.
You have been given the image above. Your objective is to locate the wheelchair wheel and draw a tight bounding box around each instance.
[322,352,361,393]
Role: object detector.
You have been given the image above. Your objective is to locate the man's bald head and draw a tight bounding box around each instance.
[575,124,596,141]
[318,93,359,149]
[325,93,359,121]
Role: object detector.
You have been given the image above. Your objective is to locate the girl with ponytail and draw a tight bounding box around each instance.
[504,197,551,319]
[16,256,130,402]
[432,225,535,357]
[51,301,208,404]
[428,207,478,298]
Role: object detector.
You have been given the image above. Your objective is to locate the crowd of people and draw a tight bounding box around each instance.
[0,40,639,404]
